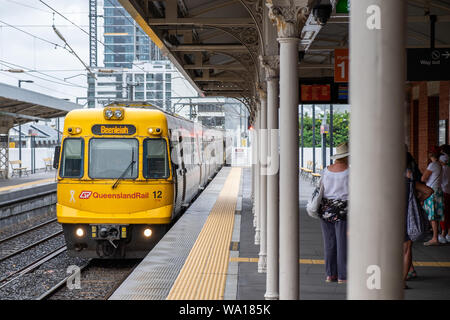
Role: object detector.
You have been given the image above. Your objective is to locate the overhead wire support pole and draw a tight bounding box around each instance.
[88,0,97,108]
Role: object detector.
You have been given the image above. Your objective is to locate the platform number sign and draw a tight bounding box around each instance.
[334,49,349,83]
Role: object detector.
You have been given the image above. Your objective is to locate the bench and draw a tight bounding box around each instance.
[9,160,29,177]
[43,157,53,171]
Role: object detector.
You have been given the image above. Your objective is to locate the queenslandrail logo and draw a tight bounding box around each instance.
[78,191,149,199]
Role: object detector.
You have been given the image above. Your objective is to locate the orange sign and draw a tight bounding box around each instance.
[334,49,349,83]
[301,84,331,101]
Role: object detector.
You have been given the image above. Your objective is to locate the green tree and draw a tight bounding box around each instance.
[299,111,349,147]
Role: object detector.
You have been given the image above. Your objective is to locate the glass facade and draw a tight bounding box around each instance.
[103,0,165,68]
[94,1,173,110]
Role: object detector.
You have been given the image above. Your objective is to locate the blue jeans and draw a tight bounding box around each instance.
[320,219,347,280]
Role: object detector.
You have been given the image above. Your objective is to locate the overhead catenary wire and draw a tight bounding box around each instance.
[39,0,147,73]
[0,19,65,49]
[0,70,79,98]
[51,24,97,79]
[0,59,88,89]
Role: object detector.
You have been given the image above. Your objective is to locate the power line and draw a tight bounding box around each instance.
[0,59,88,89]
[3,0,51,13]
[0,70,79,98]
[0,19,65,49]
[38,0,147,73]
[38,0,91,37]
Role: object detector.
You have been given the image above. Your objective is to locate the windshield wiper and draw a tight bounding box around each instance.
[112,150,135,189]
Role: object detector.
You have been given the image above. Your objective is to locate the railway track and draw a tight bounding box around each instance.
[0,245,67,290]
[41,259,140,300]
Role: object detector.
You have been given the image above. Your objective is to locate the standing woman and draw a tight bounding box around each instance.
[404,151,433,288]
[422,146,445,246]
[439,153,450,243]
[319,142,349,283]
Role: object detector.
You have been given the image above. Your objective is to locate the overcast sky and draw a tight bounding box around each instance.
[0,0,107,103]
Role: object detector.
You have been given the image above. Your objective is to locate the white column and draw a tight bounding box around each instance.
[278,37,300,300]
[348,0,406,299]
[254,108,261,245]
[266,0,307,300]
[259,92,268,273]
[265,72,280,300]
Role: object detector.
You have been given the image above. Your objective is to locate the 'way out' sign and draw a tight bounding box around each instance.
[407,48,450,81]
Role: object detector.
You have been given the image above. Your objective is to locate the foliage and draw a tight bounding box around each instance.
[299,111,350,147]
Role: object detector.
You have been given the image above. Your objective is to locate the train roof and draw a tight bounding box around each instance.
[105,101,225,132]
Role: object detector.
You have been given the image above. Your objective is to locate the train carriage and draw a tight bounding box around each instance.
[55,102,226,258]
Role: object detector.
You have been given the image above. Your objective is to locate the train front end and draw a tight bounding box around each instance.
[56,107,174,258]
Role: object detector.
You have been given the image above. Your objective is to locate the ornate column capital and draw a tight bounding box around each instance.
[256,84,267,103]
[259,55,280,80]
[266,0,309,38]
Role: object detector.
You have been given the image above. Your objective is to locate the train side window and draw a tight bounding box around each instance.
[144,138,169,179]
[59,138,83,178]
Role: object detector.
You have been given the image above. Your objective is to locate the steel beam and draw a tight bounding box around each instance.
[148,18,254,27]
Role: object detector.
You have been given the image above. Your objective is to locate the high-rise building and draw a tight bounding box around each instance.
[91,0,172,108]
[103,0,165,68]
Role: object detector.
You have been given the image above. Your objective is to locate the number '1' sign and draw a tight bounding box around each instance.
[334,49,349,83]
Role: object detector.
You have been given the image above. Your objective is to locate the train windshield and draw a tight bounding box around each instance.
[60,138,83,178]
[89,138,138,179]
[143,138,169,179]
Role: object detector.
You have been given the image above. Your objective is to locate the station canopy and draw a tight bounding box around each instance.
[117,0,450,115]
[0,82,81,126]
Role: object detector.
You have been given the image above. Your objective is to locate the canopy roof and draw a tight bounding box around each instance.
[0,82,81,126]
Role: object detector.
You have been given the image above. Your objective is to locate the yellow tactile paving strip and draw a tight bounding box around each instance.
[230,257,450,267]
[0,178,55,193]
[166,167,241,300]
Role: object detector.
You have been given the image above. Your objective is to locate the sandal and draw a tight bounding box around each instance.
[424,240,440,246]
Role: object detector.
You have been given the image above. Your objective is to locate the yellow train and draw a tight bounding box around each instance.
[55,102,229,258]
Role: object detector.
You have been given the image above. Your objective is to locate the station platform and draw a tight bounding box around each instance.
[0,171,57,228]
[0,171,57,194]
[0,171,57,204]
[110,167,450,300]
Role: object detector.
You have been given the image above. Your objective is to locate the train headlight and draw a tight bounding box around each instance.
[143,228,152,238]
[75,228,85,238]
[104,109,113,119]
[114,109,123,119]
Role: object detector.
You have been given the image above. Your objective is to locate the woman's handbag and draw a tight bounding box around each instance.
[407,180,430,242]
[306,178,323,219]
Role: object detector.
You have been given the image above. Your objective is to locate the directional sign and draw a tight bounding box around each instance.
[407,48,450,81]
[334,49,349,83]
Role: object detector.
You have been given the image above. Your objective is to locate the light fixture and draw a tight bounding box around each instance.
[143,228,152,238]
[114,109,123,119]
[75,228,85,237]
[105,109,113,119]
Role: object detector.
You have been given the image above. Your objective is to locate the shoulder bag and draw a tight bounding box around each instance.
[306,177,323,219]
[407,180,431,242]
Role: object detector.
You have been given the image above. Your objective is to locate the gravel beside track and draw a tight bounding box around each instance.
[0,250,89,300]
[47,259,141,300]
[0,211,55,240]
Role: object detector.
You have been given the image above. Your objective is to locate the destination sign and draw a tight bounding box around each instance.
[92,124,136,135]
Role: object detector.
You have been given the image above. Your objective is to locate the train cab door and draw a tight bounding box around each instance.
[179,135,187,206]
[171,130,184,216]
